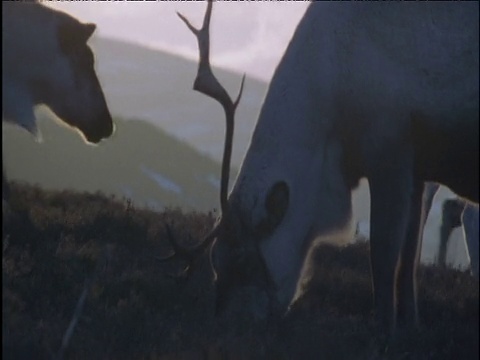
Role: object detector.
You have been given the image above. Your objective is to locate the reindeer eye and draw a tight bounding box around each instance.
[255,181,289,238]
[266,181,289,216]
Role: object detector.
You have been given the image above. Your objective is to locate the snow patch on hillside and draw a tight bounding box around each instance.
[140,164,182,194]
[206,174,221,189]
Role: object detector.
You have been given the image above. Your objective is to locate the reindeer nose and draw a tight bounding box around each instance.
[85,115,114,144]
[97,113,115,139]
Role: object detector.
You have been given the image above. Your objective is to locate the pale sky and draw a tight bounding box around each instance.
[47,1,310,82]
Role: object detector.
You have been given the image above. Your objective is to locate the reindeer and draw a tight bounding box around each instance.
[2,2,114,199]
[461,203,480,277]
[424,183,479,277]
[165,2,479,336]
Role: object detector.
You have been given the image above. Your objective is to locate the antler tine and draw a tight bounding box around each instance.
[156,223,194,262]
[158,222,220,262]
[160,1,245,280]
[178,0,246,214]
[234,73,246,109]
[156,222,221,277]
[177,1,231,114]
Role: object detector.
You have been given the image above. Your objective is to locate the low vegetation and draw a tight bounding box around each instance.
[3,183,478,359]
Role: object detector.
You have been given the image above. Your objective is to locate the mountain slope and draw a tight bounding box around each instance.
[90,37,268,168]
[3,36,470,268]
[3,183,478,360]
[3,114,235,212]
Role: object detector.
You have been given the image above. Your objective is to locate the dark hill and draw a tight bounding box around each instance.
[90,37,268,167]
[3,115,236,212]
[2,183,478,359]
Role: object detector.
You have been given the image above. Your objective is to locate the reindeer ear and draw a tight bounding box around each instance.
[82,23,96,40]
[58,21,95,54]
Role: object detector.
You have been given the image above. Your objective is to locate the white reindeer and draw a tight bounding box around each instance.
[2,2,114,198]
[461,204,480,277]
[166,2,478,336]
[424,183,479,277]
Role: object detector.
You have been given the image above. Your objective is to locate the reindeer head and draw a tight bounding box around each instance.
[163,1,353,321]
[2,3,114,143]
[160,1,274,319]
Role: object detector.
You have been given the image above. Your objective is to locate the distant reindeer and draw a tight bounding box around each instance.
[424,183,479,277]
[164,2,478,336]
[2,2,114,199]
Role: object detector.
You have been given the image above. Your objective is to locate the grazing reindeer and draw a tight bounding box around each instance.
[461,204,480,277]
[424,183,479,277]
[2,2,114,199]
[165,2,478,335]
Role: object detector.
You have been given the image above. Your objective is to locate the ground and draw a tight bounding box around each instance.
[2,183,478,360]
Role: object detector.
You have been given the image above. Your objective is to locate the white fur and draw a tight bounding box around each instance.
[223,2,479,326]
[2,2,113,143]
[461,204,479,277]
[3,3,69,136]
[425,183,479,277]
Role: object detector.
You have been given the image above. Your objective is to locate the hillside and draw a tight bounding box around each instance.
[3,36,471,268]
[2,184,478,359]
[90,37,268,168]
[2,36,260,211]
[3,114,235,212]
[90,37,473,270]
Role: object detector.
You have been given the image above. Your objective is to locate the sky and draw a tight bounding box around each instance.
[47,1,310,82]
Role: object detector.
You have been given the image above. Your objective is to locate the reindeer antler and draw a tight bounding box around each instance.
[157,0,245,278]
[158,221,220,279]
[178,0,245,213]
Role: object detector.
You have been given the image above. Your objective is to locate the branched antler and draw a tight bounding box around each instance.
[178,0,245,214]
[158,222,220,279]
[157,0,245,278]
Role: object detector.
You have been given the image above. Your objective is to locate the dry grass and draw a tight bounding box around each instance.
[3,183,478,360]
